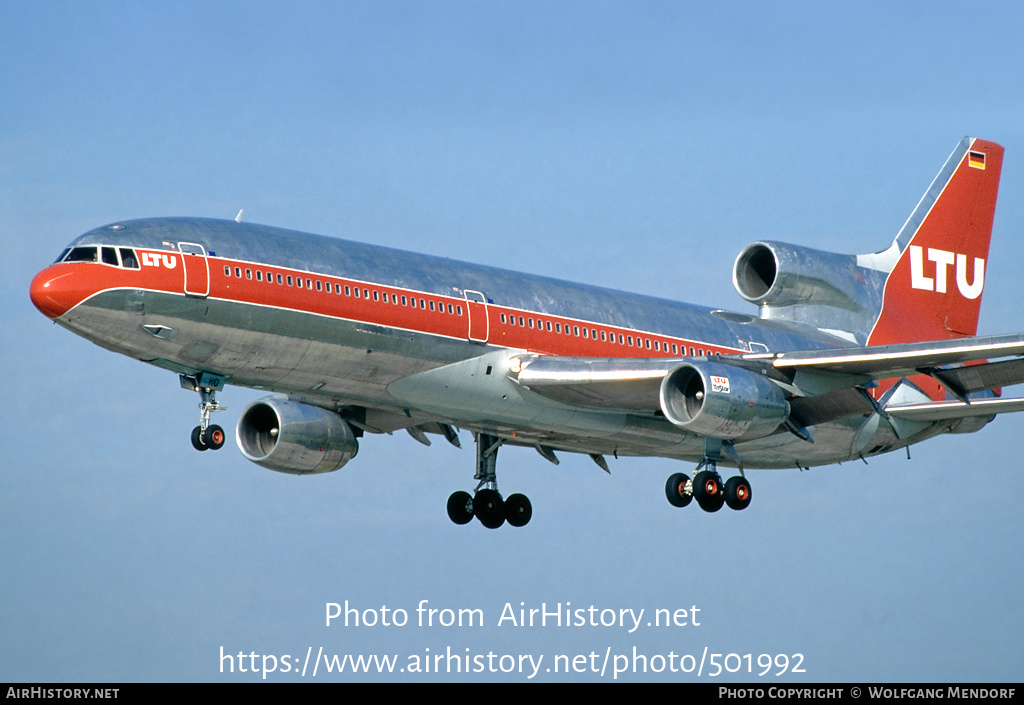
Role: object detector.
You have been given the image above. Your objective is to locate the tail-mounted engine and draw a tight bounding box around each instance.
[236,397,359,475]
[732,241,884,343]
[659,361,790,441]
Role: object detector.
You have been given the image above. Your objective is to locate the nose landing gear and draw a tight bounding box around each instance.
[181,373,227,451]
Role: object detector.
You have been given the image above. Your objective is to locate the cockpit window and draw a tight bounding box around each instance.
[58,244,141,269]
[53,248,71,264]
[64,246,98,262]
[119,248,139,269]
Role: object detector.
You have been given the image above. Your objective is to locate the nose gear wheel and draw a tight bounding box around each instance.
[181,373,227,452]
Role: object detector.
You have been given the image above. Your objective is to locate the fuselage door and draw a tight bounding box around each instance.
[178,242,210,298]
[464,290,489,343]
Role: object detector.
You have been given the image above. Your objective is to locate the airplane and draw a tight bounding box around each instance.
[29,137,1024,528]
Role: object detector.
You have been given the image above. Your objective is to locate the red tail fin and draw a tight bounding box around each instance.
[868,137,1003,346]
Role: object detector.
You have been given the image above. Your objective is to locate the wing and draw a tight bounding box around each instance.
[514,332,1024,425]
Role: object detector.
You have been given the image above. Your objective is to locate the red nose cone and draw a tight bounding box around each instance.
[30,266,76,319]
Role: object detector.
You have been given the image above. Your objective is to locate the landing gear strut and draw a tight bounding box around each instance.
[181,373,227,451]
[446,432,532,529]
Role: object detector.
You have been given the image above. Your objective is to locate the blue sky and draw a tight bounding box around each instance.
[4,1,1024,682]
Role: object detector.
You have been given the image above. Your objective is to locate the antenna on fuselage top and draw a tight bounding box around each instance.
[235,209,244,223]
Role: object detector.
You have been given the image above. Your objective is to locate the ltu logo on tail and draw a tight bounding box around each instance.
[908,245,984,299]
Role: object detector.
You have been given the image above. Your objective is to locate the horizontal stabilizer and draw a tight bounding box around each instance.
[751,332,1024,379]
[886,396,1024,422]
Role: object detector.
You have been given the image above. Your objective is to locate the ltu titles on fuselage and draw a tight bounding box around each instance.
[497,602,700,633]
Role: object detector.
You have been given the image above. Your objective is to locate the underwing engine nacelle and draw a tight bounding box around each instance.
[236,397,359,475]
[659,361,790,441]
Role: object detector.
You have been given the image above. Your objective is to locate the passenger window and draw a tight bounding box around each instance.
[246,269,253,280]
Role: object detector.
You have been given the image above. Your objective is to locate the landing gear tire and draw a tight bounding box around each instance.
[191,426,208,451]
[504,493,532,527]
[183,373,227,452]
[203,424,226,450]
[665,472,693,508]
[446,491,474,525]
[473,489,505,529]
[692,471,724,513]
[724,476,752,511]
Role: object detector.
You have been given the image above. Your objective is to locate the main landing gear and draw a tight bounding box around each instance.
[181,373,227,452]
[665,460,752,513]
[447,432,533,529]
